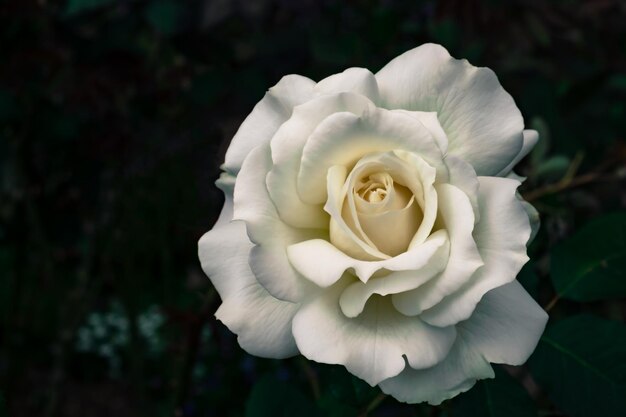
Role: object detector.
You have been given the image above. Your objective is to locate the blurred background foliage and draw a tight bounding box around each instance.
[0,0,625,416]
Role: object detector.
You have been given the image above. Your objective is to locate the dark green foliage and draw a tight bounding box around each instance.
[315,364,380,416]
[451,367,537,417]
[0,392,6,417]
[65,0,114,17]
[144,0,184,36]
[245,374,321,417]
[551,213,626,302]
[517,261,540,301]
[529,315,626,417]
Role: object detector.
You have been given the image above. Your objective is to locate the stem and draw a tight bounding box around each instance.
[359,392,387,417]
[524,148,625,202]
[523,172,601,202]
[544,294,560,312]
[298,357,321,401]
[562,151,585,183]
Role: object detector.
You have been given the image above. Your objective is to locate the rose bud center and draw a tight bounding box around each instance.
[341,171,423,257]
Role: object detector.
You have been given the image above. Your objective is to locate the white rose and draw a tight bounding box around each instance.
[198,43,548,404]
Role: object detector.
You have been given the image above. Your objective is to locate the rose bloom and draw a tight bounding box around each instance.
[199,44,548,404]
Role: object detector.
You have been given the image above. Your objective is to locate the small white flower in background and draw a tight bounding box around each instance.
[198,43,548,404]
[75,302,165,377]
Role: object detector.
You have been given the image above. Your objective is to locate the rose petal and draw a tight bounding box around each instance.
[223,74,315,175]
[342,159,421,256]
[292,285,457,386]
[198,221,299,359]
[357,196,423,256]
[314,67,381,103]
[353,173,407,215]
[326,151,438,260]
[327,165,388,260]
[297,107,443,204]
[521,200,540,245]
[391,110,448,153]
[214,171,235,227]
[420,177,531,327]
[267,93,374,229]
[376,43,524,176]
[287,230,449,288]
[438,155,480,222]
[392,184,483,315]
[378,333,494,405]
[398,153,438,248]
[496,129,540,177]
[339,233,450,318]
[460,280,548,365]
[233,144,322,302]
[381,281,546,404]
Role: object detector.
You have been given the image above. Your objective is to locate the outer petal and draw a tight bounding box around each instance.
[496,129,540,177]
[287,230,449,288]
[505,171,540,244]
[223,74,315,174]
[292,285,457,386]
[391,110,448,153]
[521,200,540,245]
[314,67,381,103]
[198,221,299,358]
[378,332,494,405]
[233,144,322,302]
[420,177,531,327]
[267,92,374,229]
[392,184,483,315]
[438,155,480,221]
[381,282,546,403]
[460,280,548,365]
[376,43,524,176]
[214,171,235,226]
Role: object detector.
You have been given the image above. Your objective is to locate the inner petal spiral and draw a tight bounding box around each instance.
[343,169,423,257]
[357,173,392,203]
[326,150,438,261]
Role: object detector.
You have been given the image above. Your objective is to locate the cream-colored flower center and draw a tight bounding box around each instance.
[341,170,423,257]
[357,173,391,203]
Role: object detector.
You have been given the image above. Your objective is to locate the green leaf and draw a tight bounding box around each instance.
[550,212,626,302]
[314,364,380,416]
[350,374,379,404]
[528,315,626,417]
[529,117,550,167]
[451,367,537,417]
[534,155,570,182]
[316,396,357,417]
[608,74,626,92]
[245,374,321,417]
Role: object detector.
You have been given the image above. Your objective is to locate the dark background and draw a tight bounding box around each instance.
[1,0,625,416]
